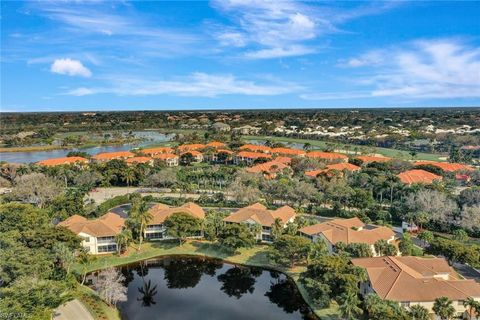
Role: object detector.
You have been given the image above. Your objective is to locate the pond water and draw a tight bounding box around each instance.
[114,255,317,320]
[0,131,174,164]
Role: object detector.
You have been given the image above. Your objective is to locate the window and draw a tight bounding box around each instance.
[97,244,117,253]
[400,302,410,307]
[262,226,271,231]
[262,234,273,242]
[146,232,163,239]
[82,236,90,243]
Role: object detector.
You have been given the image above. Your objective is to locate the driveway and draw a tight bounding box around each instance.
[453,262,480,282]
[53,299,93,320]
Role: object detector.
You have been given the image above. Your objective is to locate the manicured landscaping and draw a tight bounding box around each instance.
[246,135,445,161]
[76,285,121,320]
[72,240,340,319]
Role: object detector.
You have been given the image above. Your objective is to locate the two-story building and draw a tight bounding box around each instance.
[352,256,480,318]
[223,203,296,242]
[152,153,179,167]
[144,202,205,240]
[298,217,396,256]
[58,212,125,254]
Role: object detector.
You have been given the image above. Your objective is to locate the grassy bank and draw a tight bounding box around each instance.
[75,285,121,320]
[73,240,339,319]
[245,135,444,161]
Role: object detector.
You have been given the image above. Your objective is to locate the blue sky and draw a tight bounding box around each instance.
[1,0,480,112]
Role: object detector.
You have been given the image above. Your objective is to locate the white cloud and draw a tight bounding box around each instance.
[50,58,92,77]
[308,39,480,100]
[244,45,315,59]
[65,72,302,97]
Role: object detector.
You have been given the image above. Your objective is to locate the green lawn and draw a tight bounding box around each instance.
[245,135,445,161]
[73,240,339,319]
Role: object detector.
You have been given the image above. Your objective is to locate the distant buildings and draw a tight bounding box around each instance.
[37,156,88,167]
[397,169,443,185]
[91,151,135,162]
[211,122,231,132]
[232,125,261,135]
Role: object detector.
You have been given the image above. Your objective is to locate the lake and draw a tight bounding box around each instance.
[0,131,174,164]
[113,255,317,320]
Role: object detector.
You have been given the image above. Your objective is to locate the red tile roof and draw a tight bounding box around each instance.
[125,156,152,164]
[181,150,202,156]
[271,147,306,156]
[239,144,272,153]
[206,141,226,148]
[236,151,272,159]
[152,153,179,160]
[246,160,289,174]
[306,151,348,161]
[148,202,205,225]
[224,203,296,227]
[177,144,205,152]
[141,147,174,155]
[305,163,360,177]
[92,151,135,161]
[58,212,124,237]
[356,155,392,164]
[37,156,88,166]
[398,169,443,185]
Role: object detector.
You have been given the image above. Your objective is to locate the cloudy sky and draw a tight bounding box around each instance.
[1,0,479,111]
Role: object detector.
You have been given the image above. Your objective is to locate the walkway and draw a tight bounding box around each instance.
[53,299,93,320]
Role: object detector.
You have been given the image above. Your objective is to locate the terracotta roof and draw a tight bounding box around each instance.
[181,150,202,156]
[148,202,205,225]
[414,161,475,172]
[274,156,292,164]
[398,169,443,185]
[236,151,272,159]
[58,212,124,237]
[306,151,348,161]
[299,217,394,245]
[152,153,178,160]
[216,149,234,155]
[223,203,296,227]
[246,160,289,174]
[271,147,306,156]
[177,144,205,152]
[206,141,226,148]
[141,147,174,155]
[305,163,360,177]
[125,156,152,164]
[239,144,272,153]
[37,156,88,166]
[92,151,135,161]
[356,155,392,164]
[352,256,480,302]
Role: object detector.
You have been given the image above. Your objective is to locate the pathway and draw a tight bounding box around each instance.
[53,299,93,320]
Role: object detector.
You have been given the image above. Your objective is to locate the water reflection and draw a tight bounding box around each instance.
[116,255,317,320]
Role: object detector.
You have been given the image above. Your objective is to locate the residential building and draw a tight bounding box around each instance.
[234,151,272,165]
[91,151,135,162]
[177,143,205,152]
[144,202,205,240]
[414,161,474,172]
[246,160,290,179]
[211,122,231,132]
[223,203,296,242]
[271,147,306,157]
[305,163,360,178]
[398,169,443,185]
[232,125,261,135]
[58,213,125,254]
[239,144,272,153]
[352,256,480,318]
[140,147,174,156]
[125,156,153,166]
[204,149,234,163]
[298,217,395,256]
[37,156,88,167]
[152,153,179,167]
[306,151,348,163]
[180,150,203,163]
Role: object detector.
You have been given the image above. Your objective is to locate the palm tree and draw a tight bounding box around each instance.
[409,304,430,320]
[123,167,136,190]
[271,218,283,240]
[433,296,455,320]
[131,199,152,251]
[116,229,133,254]
[339,291,363,320]
[463,297,479,320]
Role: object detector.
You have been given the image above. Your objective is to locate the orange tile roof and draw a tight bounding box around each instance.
[37,156,88,166]
[246,160,289,174]
[224,203,296,227]
[271,147,306,156]
[216,149,234,155]
[125,156,152,164]
[299,218,394,245]
[305,163,360,177]
[92,151,135,161]
[141,147,174,155]
[152,153,178,160]
[356,155,392,164]
[177,144,205,152]
[306,151,348,161]
[414,161,475,172]
[58,212,124,237]
[239,144,272,153]
[148,202,205,225]
[274,156,292,164]
[398,169,443,185]
[236,151,272,159]
[352,256,480,302]
[181,150,202,156]
[206,141,226,148]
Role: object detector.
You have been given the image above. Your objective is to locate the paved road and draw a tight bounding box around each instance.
[53,299,93,320]
[453,262,480,282]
